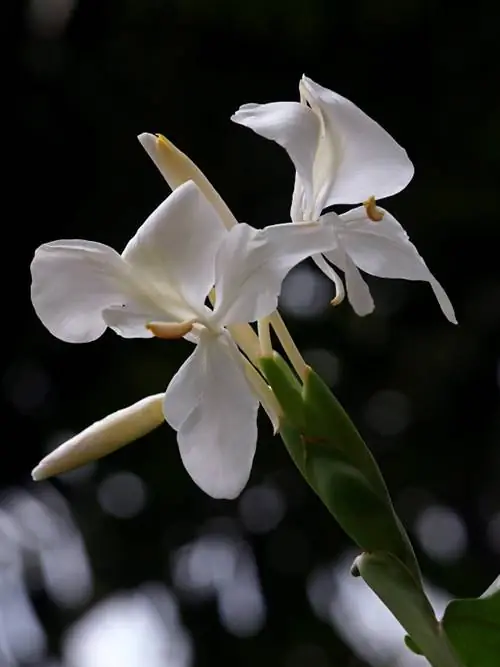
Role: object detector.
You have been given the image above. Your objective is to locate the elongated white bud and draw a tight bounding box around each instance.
[32,394,165,481]
[137,132,237,230]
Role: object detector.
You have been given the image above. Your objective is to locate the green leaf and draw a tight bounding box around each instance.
[441,575,500,667]
[304,445,419,577]
[357,552,463,667]
[302,366,389,498]
[301,367,421,581]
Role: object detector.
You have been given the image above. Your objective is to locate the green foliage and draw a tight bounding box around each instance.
[441,576,500,667]
[260,353,480,667]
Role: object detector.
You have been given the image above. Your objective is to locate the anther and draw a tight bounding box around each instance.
[363,196,384,222]
[146,320,194,339]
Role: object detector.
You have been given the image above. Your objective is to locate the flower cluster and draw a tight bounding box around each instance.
[30,76,455,499]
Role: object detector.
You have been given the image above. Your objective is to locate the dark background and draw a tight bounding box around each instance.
[5,1,500,665]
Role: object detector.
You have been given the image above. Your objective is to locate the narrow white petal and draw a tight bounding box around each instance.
[32,394,165,481]
[122,181,226,313]
[138,133,238,231]
[164,332,259,499]
[31,240,164,342]
[337,206,456,322]
[343,252,375,316]
[300,75,414,206]
[213,220,336,326]
[231,102,320,218]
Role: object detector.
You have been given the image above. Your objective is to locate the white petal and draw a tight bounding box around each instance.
[337,206,456,322]
[32,394,165,480]
[300,75,414,206]
[164,332,259,499]
[323,245,374,316]
[343,252,375,316]
[231,102,320,218]
[212,220,336,326]
[138,133,239,231]
[31,240,163,342]
[122,180,226,312]
[163,340,205,431]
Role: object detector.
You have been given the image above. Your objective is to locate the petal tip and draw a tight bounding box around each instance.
[137,132,154,145]
[31,464,47,482]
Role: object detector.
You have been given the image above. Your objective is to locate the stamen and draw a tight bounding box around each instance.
[364,196,384,222]
[146,320,194,339]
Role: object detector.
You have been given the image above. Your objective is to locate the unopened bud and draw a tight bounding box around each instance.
[32,394,165,481]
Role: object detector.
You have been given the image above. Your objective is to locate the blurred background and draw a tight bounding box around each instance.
[6,0,500,665]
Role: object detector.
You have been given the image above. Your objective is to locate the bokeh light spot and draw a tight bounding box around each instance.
[97,472,147,519]
[280,265,333,318]
[414,505,468,563]
[364,389,411,436]
[238,483,286,534]
[303,348,340,386]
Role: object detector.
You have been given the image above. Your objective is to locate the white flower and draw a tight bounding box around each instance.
[31,180,336,498]
[231,75,456,322]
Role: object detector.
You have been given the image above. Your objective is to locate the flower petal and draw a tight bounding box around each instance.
[300,75,414,206]
[163,339,205,431]
[122,180,226,313]
[32,394,165,481]
[138,133,238,231]
[337,206,456,322]
[212,220,336,326]
[164,331,259,499]
[231,102,320,218]
[31,240,163,342]
[323,245,374,316]
[343,253,375,316]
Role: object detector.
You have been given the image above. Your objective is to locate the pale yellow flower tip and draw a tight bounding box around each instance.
[137,131,237,231]
[31,393,165,481]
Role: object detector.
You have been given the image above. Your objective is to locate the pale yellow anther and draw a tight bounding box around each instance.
[363,196,384,222]
[146,320,194,339]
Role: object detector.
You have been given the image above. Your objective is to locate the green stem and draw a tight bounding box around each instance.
[356,552,465,667]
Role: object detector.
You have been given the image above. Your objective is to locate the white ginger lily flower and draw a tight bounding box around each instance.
[231,75,456,323]
[138,131,314,382]
[31,180,336,498]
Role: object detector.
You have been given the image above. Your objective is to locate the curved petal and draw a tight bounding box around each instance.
[311,254,345,305]
[31,240,163,342]
[32,394,165,481]
[164,332,259,499]
[337,206,457,322]
[212,220,336,326]
[231,102,320,218]
[324,246,374,316]
[122,181,226,313]
[300,76,414,206]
